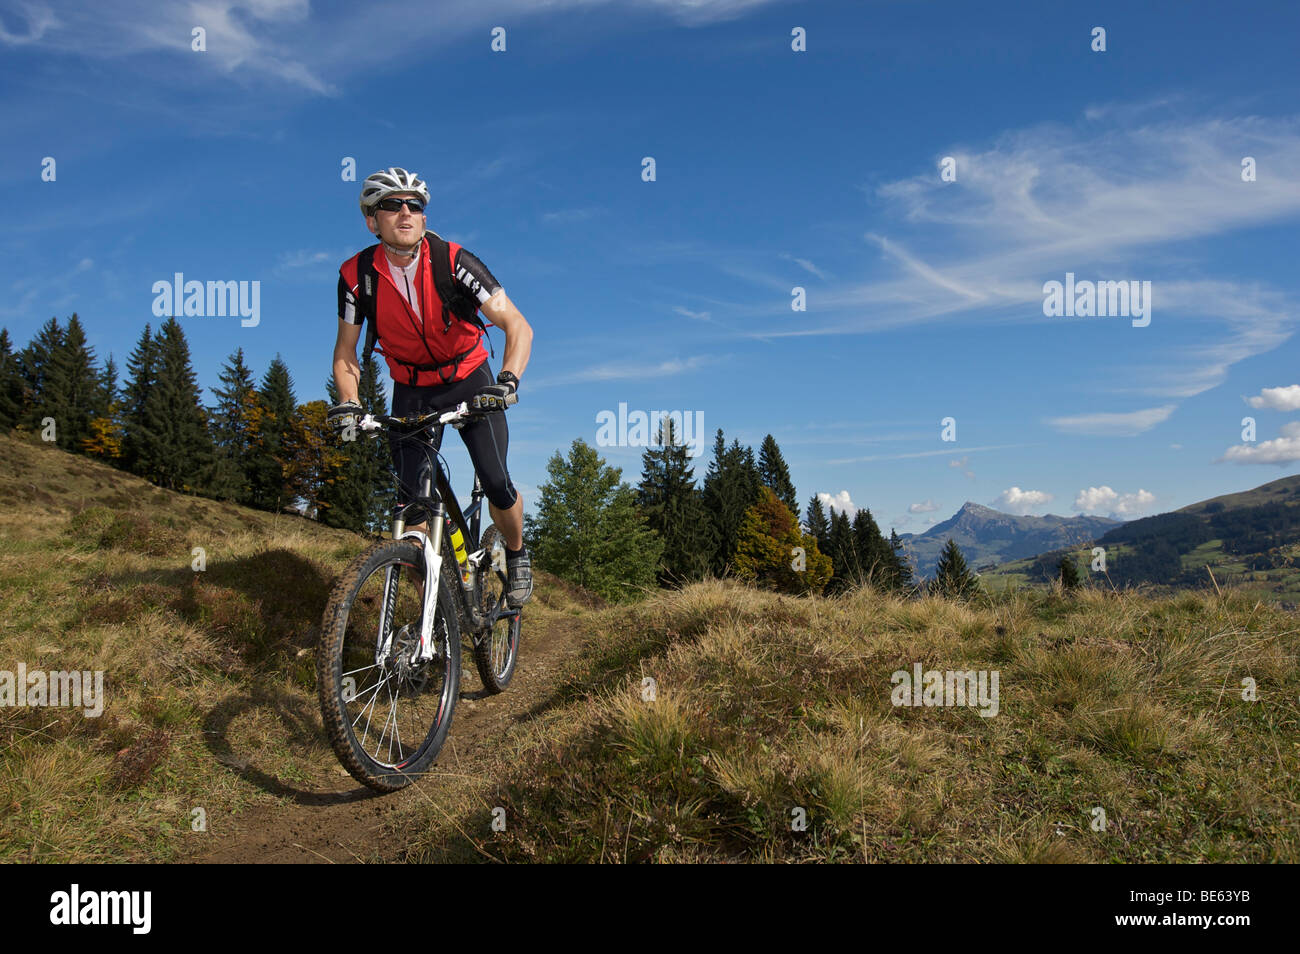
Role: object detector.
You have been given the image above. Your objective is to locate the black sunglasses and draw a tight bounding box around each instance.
[374,197,426,214]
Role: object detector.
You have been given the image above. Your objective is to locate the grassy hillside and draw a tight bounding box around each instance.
[398,580,1300,863]
[0,431,587,862]
[4,431,1297,863]
[981,475,1300,605]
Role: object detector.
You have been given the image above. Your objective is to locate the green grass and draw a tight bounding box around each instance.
[398,580,1300,863]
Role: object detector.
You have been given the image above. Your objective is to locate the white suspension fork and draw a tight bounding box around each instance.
[397,524,443,663]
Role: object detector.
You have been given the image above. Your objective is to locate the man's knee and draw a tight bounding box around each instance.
[485,479,518,511]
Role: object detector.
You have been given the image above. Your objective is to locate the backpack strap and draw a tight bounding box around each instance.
[355,244,381,367]
[425,230,495,359]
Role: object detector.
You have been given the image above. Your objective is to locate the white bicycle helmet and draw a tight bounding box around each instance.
[359,167,430,214]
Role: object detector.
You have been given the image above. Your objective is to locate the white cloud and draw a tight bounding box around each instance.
[673,306,711,321]
[947,454,975,479]
[1247,384,1300,412]
[1219,421,1300,465]
[779,254,828,280]
[826,443,1021,466]
[276,249,341,273]
[1072,486,1157,517]
[818,490,856,519]
[540,207,602,225]
[4,0,781,93]
[635,0,781,25]
[726,114,1300,402]
[0,3,59,44]
[993,487,1054,515]
[1047,405,1175,437]
[909,499,939,513]
[528,354,712,389]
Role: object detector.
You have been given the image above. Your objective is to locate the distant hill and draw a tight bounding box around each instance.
[898,502,1120,577]
[980,473,1300,605]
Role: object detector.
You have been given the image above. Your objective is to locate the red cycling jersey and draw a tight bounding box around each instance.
[337,235,502,386]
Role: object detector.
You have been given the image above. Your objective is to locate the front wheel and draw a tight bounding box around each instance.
[471,526,521,693]
[317,539,461,792]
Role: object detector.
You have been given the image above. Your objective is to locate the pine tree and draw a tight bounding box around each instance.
[317,357,392,533]
[359,357,395,532]
[758,434,799,517]
[98,354,119,414]
[143,318,217,493]
[0,329,27,430]
[805,494,831,553]
[208,348,261,503]
[248,355,297,512]
[701,429,761,576]
[734,486,832,595]
[82,354,123,461]
[48,314,101,453]
[889,529,916,593]
[930,538,982,600]
[17,317,67,433]
[1059,554,1080,590]
[121,324,164,478]
[825,508,856,594]
[851,507,894,589]
[526,438,662,602]
[636,416,712,584]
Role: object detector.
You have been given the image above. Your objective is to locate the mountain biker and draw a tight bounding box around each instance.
[327,167,534,608]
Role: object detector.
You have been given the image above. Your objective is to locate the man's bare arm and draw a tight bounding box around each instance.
[480,290,533,381]
[333,317,363,404]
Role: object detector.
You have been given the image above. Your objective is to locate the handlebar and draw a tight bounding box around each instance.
[356,392,517,435]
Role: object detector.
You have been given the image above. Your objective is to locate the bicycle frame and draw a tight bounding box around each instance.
[379,419,514,664]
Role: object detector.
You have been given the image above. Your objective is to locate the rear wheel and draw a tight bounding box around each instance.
[317,539,461,791]
[471,525,521,693]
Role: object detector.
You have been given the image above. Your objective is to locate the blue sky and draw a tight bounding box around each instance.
[3,0,1298,534]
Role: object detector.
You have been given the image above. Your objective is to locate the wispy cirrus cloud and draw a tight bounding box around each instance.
[780,253,829,280]
[540,206,604,225]
[0,2,59,44]
[275,248,348,276]
[827,443,1025,466]
[527,354,712,389]
[717,111,1300,415]
[1047,404,1176,437]
[1,0,783,93]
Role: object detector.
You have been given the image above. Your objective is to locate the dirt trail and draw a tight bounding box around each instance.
[186,610,580,864]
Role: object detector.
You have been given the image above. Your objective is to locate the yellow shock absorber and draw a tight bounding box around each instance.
[446,518,469,582]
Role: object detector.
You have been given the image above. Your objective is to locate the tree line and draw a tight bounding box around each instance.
[0,315,393,534]
[3,314,984,601]
[524,418,982,602]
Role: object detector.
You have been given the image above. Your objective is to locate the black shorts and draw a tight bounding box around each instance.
[388,361,518,516]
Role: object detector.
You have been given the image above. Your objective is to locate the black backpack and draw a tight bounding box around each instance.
[354,230,495,386]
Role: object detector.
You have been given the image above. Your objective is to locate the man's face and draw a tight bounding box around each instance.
[367,191,426,246]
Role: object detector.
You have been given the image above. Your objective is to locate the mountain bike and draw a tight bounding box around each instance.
[317,395,522,792]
